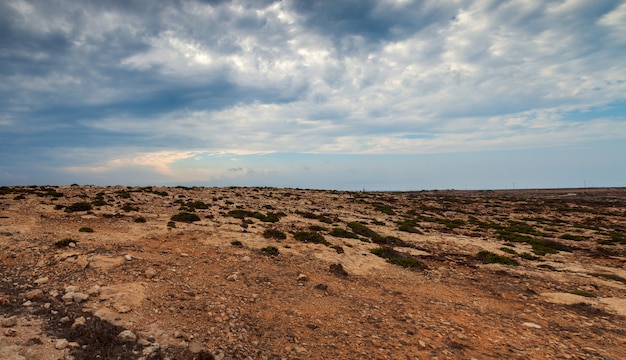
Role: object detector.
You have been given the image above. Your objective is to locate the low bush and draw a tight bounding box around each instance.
[79,227,94,233]
[170,212,201,223]
[261,246,279,256]
[55,238,77,247]
[477,250,519,266]
[65,202,92,212]
[329,228,359,239]
[263,229,286,240]
[294,231,330,245]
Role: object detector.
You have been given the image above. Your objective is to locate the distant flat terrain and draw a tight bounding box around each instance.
[1,185,625,359]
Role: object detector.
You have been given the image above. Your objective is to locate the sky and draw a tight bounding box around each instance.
[1,0,625,190]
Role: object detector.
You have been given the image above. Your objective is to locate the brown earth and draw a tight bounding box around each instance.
[1,185,625,359]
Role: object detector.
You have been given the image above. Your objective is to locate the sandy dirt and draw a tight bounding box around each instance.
[1,185,625,359]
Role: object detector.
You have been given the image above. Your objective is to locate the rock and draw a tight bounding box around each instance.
[22,300,32,307]
[124,254,133,261]
[24,289,44,300]
[62,292,75,302]
[72,292,90,303]
[3,328,17,337]
[242,255,252,262]
[297,273,308,282]
[1,317,17,327]
[113,304,132,313]
[55,338,69,350]
[72,316,86,328]
[59,316,71,324]
[522,322,542,329]
[314,283,328,291]
[87,285,101,296]
[34,276,49,285]
[329,263,349,277]
[418,340,427,348]
[143,345,160,356]
[65,285,80,293]
[173,330,190,340]
[117,330,137,343]
[145,267,158,279]
[226,274,238,281]
[188,341,205,353]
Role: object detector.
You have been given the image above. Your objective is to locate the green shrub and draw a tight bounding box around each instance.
[55,238,76,247]
[167,221,176,228]
[261,246,279,256]
[65,202,92,212]
[329,228,359,239]
[500,247,517,255]
[308,225,327,232]
[560,234,588,241]
[398,222,423,234]
[79,227,94,233]
[263,229,286,240]
[347,222,380,239]
[370,246,425,269]
[387,257,423,269]
[477,250,518,266]
[121,204,139,212]
[170,212,201,223]
[294,231,330,245]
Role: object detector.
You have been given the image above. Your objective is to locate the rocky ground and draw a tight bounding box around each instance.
[0,185,625,360]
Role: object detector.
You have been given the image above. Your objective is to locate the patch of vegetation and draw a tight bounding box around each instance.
[170,212,201,223]
[263,228,286,240]
[186,200,209,210]
[347,222,380,240]
[167,221,176,228]
[120,204,139,212]
[308,225,327,232]
[65,202,92,212]
[54,204,66,210]
[537,264,557,271]
[78,227,94,233]
[500,247,517,255]
[439,218,466,229]
[331,245,344,254]
[115,190,131,199]
[134,217,146,223]
[520,252,540,261]
[373,204,396,215]
[590,273,626,284]
[398,220,423,234]
[598,231,626,245]
[295,211,334,224]
[261,245,279,256]
[370,246,425,269]
[55,238,76,248]
[231,240,243,247]
[327,228,355,239]
[560,233,588,242]
[294,231,330,246]
[570,290,596,298]
[477,250,519,266]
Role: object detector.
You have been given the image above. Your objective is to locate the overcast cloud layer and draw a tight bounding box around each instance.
[1,0,625,189]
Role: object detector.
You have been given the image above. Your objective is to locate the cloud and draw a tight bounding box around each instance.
[0,0,624,187]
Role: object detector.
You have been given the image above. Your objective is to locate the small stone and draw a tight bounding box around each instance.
[117,330,137,343]
[226,274,238,281]
[4,328,17,337]
[314,283,328,291]
[68,341,80,348]
[522,322,542,329]
[173,330,190,340]
[34,276,49,285]
[55,338,69,350]
[113,304,132,313]
[68,242,76,248]
[188,341,205,353]
[65,285,80,294]
[124,254,132,261]
[1,317,17,327]
[72,292,90,303]
[24,289,44,300]
[143,345,160,356]
[145,268,158,279]
[22,300,32,307]
[72,317,86,329]
[62,292,75,302]
[87,285,101,296]
[297,273,308,282]
[59,316,71,324]
[418,340,427,348]
[242,256,252,262]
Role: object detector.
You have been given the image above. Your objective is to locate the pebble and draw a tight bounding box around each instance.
[124,254,133,261]
[117,330,137,343]
[55,338,69,350]
[227,274,238,281]
[145,268,158,279]
[242,256,252,262]
[24,289,44,300]
[297,273,308,282]
[522,322,542,329]
[1,317,17,327]
[72,292,90,303]
[33,276,49,285]
[3,328,18,337]
[72,316,86,329]
[189,341,205,353]
[65,285,80,293]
